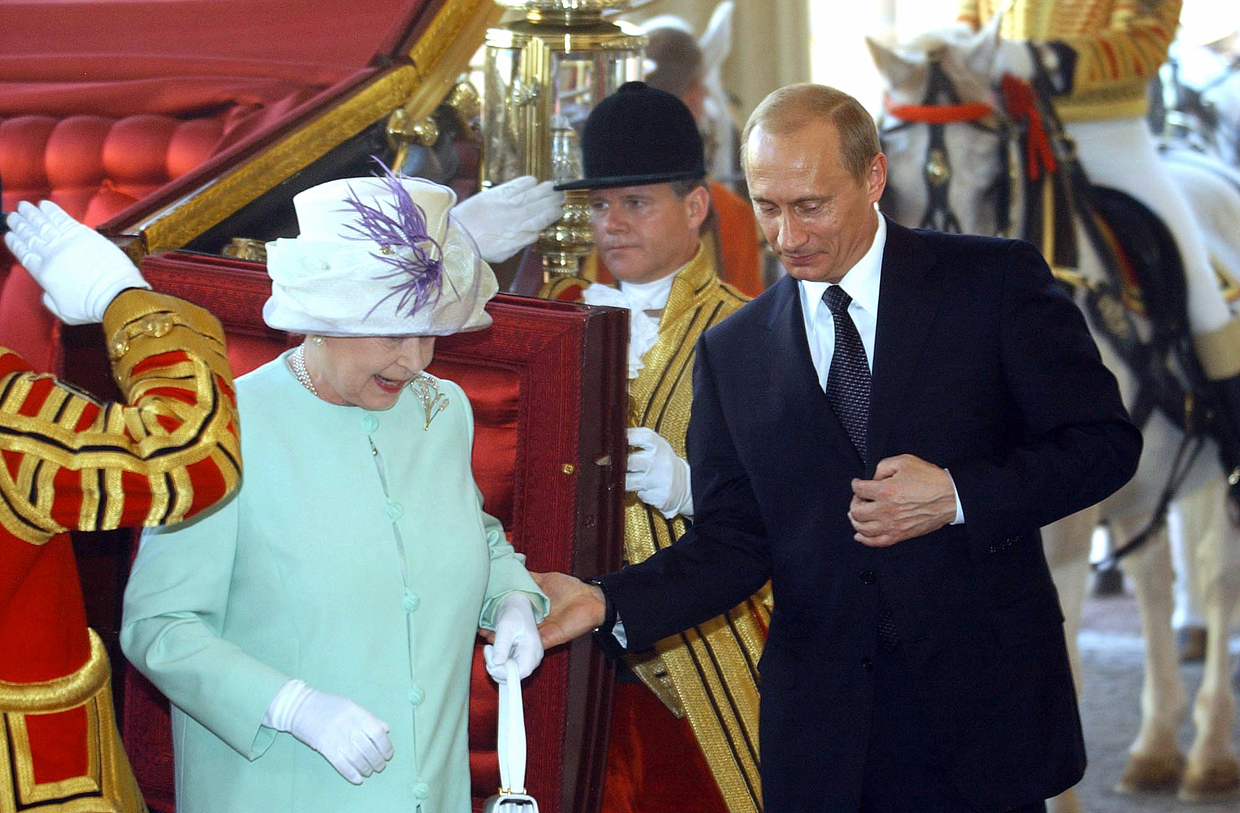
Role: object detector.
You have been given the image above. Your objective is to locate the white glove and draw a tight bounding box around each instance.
[263,679,394,784]
[484,593,543,683]
[451,176,565,263]
[626,426,693,519]
[3,200,150,325]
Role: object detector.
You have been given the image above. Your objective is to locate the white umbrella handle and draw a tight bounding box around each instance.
[497,658,527,794]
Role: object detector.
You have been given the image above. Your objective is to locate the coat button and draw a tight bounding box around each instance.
[385,501,403,521]
[407,685,425,706]
[861,657,873,672]
[413,781,430,800]
[860,570,876,585]
[361,414,379,433]
[988,545,999,554]
[402,589,421,612]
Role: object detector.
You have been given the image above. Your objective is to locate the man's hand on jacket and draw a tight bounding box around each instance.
[849,454,958,547]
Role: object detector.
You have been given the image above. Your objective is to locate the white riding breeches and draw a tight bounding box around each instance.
[1067,116,1234,335]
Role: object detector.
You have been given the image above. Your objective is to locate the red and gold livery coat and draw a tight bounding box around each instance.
[960,0,1181,120]
[0,289,241,813]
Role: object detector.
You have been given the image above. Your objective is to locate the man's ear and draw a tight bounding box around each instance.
[686,184,712,231]
[866,153,888,204]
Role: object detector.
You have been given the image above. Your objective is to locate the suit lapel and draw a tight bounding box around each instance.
[762,275,861,465]
[867,219,943,465]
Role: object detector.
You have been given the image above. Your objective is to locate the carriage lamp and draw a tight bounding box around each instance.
[483,0,645,279]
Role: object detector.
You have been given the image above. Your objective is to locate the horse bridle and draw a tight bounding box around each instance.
[878,52,1014,237]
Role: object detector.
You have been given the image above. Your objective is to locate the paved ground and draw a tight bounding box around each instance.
[1074,583,1240,812]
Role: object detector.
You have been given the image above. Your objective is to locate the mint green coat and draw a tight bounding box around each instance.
[121,352,547,813]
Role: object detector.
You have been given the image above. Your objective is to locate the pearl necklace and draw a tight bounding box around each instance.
[290,344,318,396]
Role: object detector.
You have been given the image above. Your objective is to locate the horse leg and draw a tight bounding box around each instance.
[1179,478,1240,801]
[1044,507,1096,690]
[1042,506,1098,813]
[1113,513,1188,793]
[1170,501,1208,660]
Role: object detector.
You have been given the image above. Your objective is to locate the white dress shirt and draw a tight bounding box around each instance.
[796,211,964,524]
[799,214,886,389]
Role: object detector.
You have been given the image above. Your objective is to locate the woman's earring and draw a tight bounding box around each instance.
[312,336,324,345]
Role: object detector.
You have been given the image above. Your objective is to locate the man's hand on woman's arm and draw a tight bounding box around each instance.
[530,571,607,649]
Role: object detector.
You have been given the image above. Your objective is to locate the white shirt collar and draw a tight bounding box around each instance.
[799,210,886,326]
[618,270,678,313]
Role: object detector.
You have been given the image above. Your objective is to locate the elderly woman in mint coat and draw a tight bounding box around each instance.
[121,170,553,813]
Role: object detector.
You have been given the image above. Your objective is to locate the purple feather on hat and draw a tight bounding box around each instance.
[339,158,448,321]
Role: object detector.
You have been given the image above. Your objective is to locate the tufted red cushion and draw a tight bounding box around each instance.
[1,113,225,222]
[0,112,226,371]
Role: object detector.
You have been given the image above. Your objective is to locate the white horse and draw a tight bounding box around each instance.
[1159,35,1240,168]
[869,20,1240,809]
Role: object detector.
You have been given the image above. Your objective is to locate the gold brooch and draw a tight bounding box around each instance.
[410,373,448,430]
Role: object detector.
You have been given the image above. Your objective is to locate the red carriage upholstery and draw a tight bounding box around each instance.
[0,0,423,371]
[114,254,624,813]
[0,111,227,371]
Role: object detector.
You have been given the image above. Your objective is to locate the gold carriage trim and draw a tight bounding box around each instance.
[0,630,146,812]
[1194,318,1240,381]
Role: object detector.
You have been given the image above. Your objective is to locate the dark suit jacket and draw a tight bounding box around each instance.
[600,219,1142,811]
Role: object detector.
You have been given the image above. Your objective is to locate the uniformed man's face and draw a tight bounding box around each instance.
[746,119,885,284]
[587,183,708,285]
[306,335,436,411]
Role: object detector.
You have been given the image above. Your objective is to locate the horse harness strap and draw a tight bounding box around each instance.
[882,98,994,125]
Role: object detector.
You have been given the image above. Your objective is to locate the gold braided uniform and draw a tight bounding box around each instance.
[0,289,241,813]
[543,245,768,813]
[959,0,1180,120]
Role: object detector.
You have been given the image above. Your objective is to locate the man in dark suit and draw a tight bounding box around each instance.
[535,83,1141,812]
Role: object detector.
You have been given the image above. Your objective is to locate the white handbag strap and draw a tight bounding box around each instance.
[497,659,527,794]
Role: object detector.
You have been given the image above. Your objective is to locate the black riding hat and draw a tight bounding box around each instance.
[555,81,706,191]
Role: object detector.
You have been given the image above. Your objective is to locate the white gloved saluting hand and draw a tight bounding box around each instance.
[3,200,150,325]
[484,593,544,684]
[626,426,693,520]
[264,679,394,784]
[451,176,566,263]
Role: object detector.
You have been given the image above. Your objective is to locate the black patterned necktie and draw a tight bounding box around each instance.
[823,286,899,651]
[823,286,870,461]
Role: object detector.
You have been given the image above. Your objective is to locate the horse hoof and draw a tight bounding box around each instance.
[1115,752,1184,793]
[1178,758,1240,802]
